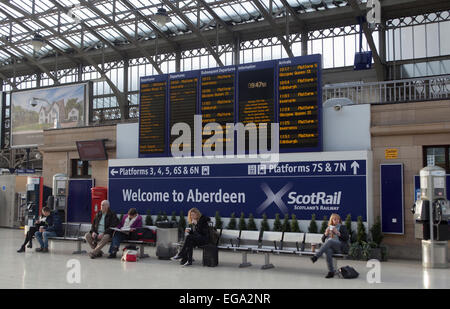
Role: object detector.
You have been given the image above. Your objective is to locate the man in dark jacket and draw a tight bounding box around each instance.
[35,206,63,253]
[85,200,119,259]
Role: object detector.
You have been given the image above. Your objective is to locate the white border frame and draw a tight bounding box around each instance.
[380,163,405,235]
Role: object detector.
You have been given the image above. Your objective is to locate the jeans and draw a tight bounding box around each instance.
[179,234,208,262]
[314,238,343,273]
[35,231,57,249]
[109,231,127,254]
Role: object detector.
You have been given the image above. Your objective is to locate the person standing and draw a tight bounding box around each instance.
[85,200,119,259]
[107,208,143,259]
[171,208,210,267]
[310,213,349,278]
[34,207,63,253]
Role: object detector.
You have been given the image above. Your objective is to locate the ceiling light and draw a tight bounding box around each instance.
[151,7,171,27]
[31,33,46,52]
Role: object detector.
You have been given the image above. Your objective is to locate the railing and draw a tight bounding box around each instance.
[323,75,450,105]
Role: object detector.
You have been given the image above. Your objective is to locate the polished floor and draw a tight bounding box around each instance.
[0,228,448,289]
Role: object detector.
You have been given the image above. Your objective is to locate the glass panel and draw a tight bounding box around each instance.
[426,147,446,169]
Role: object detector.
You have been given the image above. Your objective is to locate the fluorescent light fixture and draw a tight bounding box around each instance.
[31,33,46,52]
[151,7,171,27]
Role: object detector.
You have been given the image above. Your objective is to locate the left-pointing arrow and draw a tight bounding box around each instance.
[110,169,118,176]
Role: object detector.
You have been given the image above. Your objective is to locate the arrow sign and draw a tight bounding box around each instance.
[110,169,118,176]
[351,161,360,175]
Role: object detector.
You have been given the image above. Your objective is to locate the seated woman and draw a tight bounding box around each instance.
[17,208,50,253]
[107,208,143,259]
[171,208,210,267]
[310,213,349,278]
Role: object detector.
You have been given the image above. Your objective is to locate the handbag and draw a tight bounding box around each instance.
[338,265,359,279]
[121,248,138,262]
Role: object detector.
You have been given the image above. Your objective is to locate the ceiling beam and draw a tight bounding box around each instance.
[251,0,294,58]
[78,0,163,74]
[161,0,224,66]
[347,0,385,81]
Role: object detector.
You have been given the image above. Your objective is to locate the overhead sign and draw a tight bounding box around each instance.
[109,152,370,221]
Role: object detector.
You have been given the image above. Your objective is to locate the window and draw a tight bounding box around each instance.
[71,160,92,178]
[423,146,450,172]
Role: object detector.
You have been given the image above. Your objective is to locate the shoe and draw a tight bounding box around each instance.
[180,258,188,265]
[108,253,116,259]
[325,272,335,279]
[171,254,182,261]
[182,260,193,267]
[96,251,103,258]
[42,248,49,253]
[311,256,318,263]
[35,248,43,252]
[17,246,25,253]
[89,252,96,259]
[27,242,32,249]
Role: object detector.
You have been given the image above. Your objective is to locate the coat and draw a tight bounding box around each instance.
[321,224,350,254]
[90,209,120,236]
[44,211,63,237]
[117,214,143,230]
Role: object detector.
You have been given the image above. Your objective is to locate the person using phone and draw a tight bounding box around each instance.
[171,208,210,266]
[33,207,63,253]
[17,207,52,253]
[310,213,349,278]
[107,208,143,259]
[85,200,119,259]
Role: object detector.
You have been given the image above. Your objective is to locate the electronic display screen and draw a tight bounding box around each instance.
[279,62,320,149]
[139,79,166,155]
[201,69,235,153]
[238,67,275,153]
[169,77,198,153]
[76,140,107,161]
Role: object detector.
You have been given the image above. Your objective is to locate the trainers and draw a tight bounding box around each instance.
[311,256,318,263]
[325,272,335,279]
[171,254,182,261]
[180,258,188,265]
[182,260,193,267]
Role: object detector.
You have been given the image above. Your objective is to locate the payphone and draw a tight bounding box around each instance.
[412,165,449,268]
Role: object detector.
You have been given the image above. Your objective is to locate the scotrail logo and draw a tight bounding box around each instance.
[256,183,342,214]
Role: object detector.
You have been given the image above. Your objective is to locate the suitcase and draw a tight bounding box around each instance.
[202,244,218,267]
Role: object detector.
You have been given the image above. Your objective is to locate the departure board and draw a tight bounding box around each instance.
[138,76,167,155]
[138,54,322,157]
[238,63,275,153]
[169,73,198,153]
[278,57,321,151]
[200,67,235,153]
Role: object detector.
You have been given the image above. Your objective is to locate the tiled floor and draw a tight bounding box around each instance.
[1,228,448,289]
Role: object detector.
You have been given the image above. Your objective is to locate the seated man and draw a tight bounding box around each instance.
[34,206,63,253]
[107,208,143,258]
[85,200,119,259]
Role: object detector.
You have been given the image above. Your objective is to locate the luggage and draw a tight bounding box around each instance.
[132,227,156,243]
[338,265,359,279]
[202,244,218,267]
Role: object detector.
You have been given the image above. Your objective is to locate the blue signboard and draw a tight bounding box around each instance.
[109,158,368,221]
[380,164,404,234]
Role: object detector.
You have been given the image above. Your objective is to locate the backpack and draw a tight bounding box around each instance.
[338,266,359,279]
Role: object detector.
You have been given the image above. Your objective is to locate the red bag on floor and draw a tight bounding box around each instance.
[121,249,138,262]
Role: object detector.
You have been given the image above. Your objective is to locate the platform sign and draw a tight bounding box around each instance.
[108,153,369,221]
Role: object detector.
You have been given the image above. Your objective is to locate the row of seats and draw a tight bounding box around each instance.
[48,223,156,258]
[216,229,347,269]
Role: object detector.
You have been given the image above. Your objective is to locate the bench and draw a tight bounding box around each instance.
[49,223,157,258]
[215,229,348,270]
[48,223,91,254]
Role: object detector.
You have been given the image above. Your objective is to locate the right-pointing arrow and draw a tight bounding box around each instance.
[351,161,360,175]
